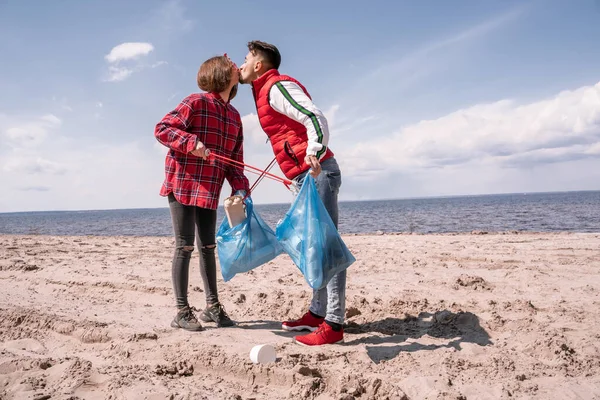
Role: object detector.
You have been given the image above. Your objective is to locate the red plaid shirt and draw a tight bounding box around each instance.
[155,92,249,210]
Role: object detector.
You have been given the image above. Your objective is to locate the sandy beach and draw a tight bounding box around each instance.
[1,232,600,400]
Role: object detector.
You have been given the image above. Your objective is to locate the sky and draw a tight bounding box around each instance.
[1,0,600,212]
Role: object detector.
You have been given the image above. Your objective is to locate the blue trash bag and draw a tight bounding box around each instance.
[216,197,283,282]
[275,174,356,290]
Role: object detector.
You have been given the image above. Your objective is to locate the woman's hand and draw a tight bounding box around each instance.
[190,141,210,160]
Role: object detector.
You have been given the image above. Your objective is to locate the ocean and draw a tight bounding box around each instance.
[0,191,599,236]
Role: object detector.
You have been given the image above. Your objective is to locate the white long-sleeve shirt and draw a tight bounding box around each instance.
[268,81,330,158]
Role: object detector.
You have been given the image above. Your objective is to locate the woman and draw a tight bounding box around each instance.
[155,55,249,331]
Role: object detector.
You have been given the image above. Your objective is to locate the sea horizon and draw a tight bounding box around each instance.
[1,188,598,215]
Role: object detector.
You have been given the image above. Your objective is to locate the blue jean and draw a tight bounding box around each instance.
[294,157,346,324]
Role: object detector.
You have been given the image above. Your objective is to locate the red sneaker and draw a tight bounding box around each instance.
[294,322,344,346]
[282,311,324,332]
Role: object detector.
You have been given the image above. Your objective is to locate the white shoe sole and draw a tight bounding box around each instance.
[281,324,319,332]
[293,338,344,347]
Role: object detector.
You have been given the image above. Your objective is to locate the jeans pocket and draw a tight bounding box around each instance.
[326,169,342,194]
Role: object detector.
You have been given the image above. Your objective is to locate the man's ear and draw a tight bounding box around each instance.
[254,60,262,73]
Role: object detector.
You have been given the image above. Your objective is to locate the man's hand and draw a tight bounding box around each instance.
[190,141,210,160]
[305,155,321,177]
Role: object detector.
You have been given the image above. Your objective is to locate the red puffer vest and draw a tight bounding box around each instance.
[251,69,334,180]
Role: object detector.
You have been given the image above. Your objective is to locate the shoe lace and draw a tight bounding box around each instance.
[216,303,230,320]
[314,324,326,336]
[182,306,200,323]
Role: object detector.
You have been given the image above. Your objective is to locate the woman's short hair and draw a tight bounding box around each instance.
[197,56,236,99]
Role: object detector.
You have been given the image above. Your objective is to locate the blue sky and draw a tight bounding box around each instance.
[1,0,600,212]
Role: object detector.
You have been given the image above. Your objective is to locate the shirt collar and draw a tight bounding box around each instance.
[207,91,230,105]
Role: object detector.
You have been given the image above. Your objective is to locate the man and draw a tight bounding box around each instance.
[239,40,345,346]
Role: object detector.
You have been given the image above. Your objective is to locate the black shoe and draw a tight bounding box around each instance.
[199,303,235,327]
[171,306,203,331]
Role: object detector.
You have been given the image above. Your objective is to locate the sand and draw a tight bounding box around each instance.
[1,232,600,400]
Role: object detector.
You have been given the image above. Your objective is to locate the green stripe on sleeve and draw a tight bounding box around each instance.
[316,146,327,159]
[275,82,324,144]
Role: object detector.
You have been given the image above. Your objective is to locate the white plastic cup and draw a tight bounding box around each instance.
[249,344,276,364]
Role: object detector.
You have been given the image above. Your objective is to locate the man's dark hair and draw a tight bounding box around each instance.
[247,40,281,70]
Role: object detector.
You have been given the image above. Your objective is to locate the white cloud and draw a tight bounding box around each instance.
[3,156,68,175]
[350,5,527,106]
[0,137,167,212]
[241,104,339,145]
[0,113,70,208]
[2,79,599,213]
[19,186,51,192]
[425,6,525,54]
[5,126,47,144]
[342,81,600,176]
[323,104,340,131]
[105,66,134,82]
[369,6,526,80]
[586,142,600,155]
[105,42,154,64]
[103,42,156,82]
[2,114,62,147]
[241,113,266,145]
[154,0,193,35]
[154,140,166,155]
[52,97,73,112]
[151,61,168,68]
[94,102,104,119]
[41,114,62,125]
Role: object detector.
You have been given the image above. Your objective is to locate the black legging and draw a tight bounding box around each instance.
[168,193,219,308]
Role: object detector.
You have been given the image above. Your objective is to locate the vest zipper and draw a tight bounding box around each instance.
[284,141,301,166]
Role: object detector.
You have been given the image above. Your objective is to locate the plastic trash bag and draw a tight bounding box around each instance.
[217,197,283,282]
[276,175,356,289]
